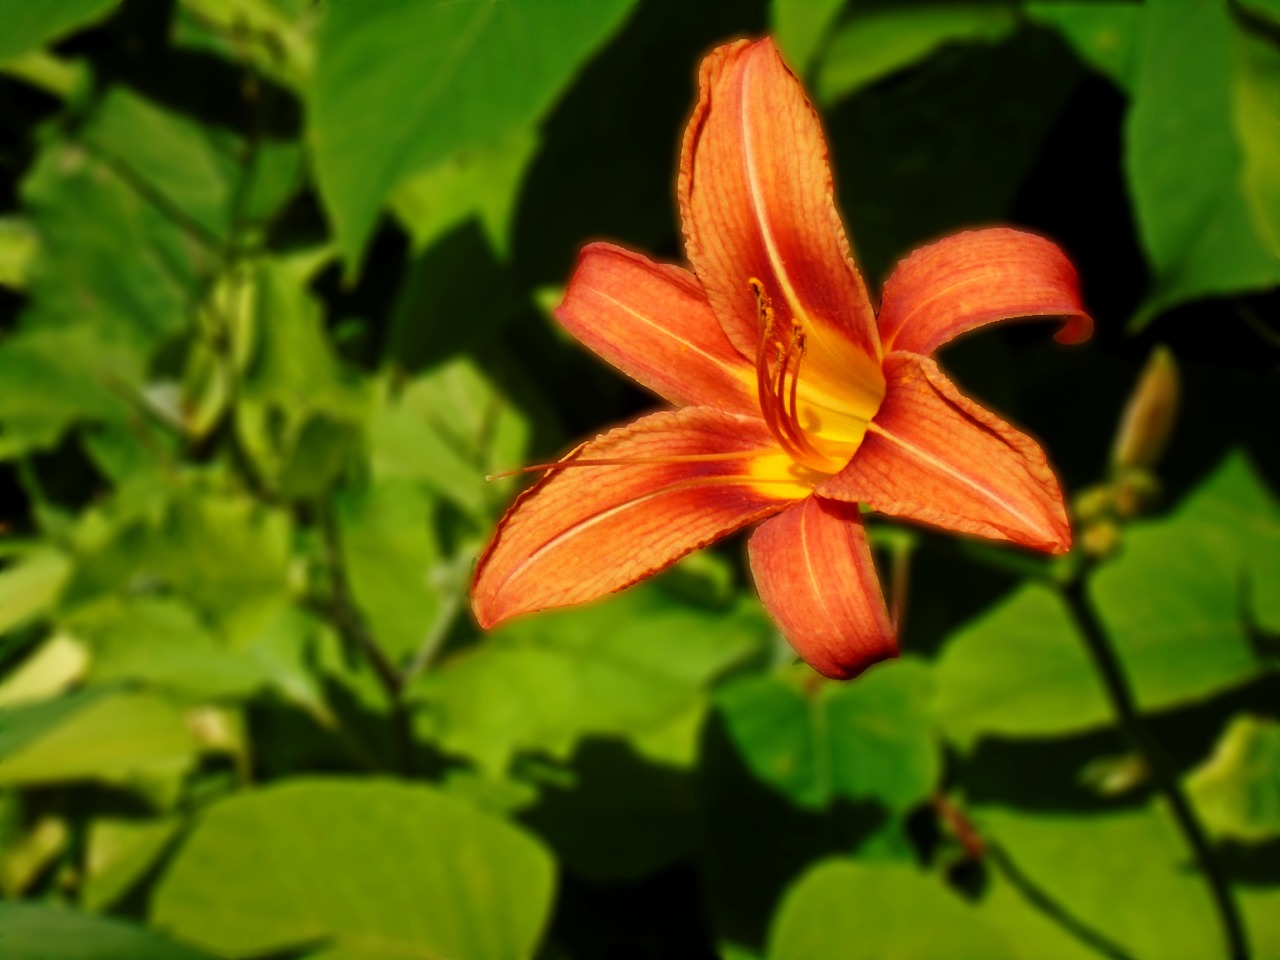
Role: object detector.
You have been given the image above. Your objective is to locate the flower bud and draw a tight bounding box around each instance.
[1112,346,1179,472]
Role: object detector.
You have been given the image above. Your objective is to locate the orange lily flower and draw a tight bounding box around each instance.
[472,38,1091,679]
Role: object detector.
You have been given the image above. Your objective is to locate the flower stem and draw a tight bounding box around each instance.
[1059,578,1249,960]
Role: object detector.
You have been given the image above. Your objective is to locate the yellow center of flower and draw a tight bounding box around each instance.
[748,278,885,477]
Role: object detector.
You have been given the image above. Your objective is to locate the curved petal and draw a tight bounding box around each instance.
[677,38,881,403]
[554,242,757,413]
[748,496,896,680]
[877,228,1092,356]
[472,407,811,629]
[820,353,1072,553]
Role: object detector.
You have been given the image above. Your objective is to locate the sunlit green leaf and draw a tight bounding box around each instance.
[1187,714,1280,843]
[390,131,538,258]
[768,860,1012,959]
[82,816,183,911]
[817,3,1017,104]
[933,584,1109,744]
[152,779,556,960]
[311,0,639,269]
[335,477,443,666]
[0,632,87,708]
[0,216,36,289]
[0,903,217,960]
[0,546,71,635]
[0,0,119,60]
[1233,20,1280,257]
[370,358,529,519]
[716,658,939,813]
[1127,0,1280,328]
[975,806,1220,958]
[1092,452,1278,708]
[0,690,199,788]
[416,586,768,773]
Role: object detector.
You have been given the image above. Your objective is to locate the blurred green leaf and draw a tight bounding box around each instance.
[390,131,538,258]
[370,358,529,519]
[771,0,849,75]
[0,690,198,788]
[84,88,239,243]
[1187,714,1280,843]
[1234,20,1280,262]
[933,584,1109,744]
[175,0,315,89]
[71,596,271,701]
[1026,1,1141,91]
[716,658,939,813]
[817,3,1017,104]
[0,633,88,708]
[767,860,1012,959]
[0,216,36,289]
[235,259,367,497]
[0,904,218,960]
[1127,0,1280,328]
[310,0,639,269]
[976,806,1220,958]
[416,586,768,773]
[0,0,118,60]
[334,478,443,666]
[82,816,183,912]
[1091,452,1278,708]
[0,547,71,636]
[64,491,293,647]
[152,779,556,960]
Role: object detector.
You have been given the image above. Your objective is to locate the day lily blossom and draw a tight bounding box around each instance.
[471,38,1091,678]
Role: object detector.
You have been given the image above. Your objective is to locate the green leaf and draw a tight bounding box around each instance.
[1233,19,1280,257]
[152,779,556,960]
[771,0,849,76]
[390,131,538,258]
[0,904,217,960]
[71,596,271,701]
[63,491,293,647]
[234,259,367,497]
[1091,452,1278,709]
[933,584,1110,744]
[310,0,639,269]
[975,806,1221,959]
[0,632,87,708]
[767,860,1012,959]
[83,816,183,911]
[83,88,239,243]
[817,4,1017,104]
[0,0,118,60]
[716,658,940,813]
[0,690,199,788]
[0,216,36,289]
[1026,1,1142,91]
[416,586,768,773]
[1126,0,1280,329]
[370,358,529,519]
[0,546,71,635]
[1187,714,1280,843]
[334,478,443,666]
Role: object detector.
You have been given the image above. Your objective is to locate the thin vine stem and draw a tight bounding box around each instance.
[1059,577,1249,960]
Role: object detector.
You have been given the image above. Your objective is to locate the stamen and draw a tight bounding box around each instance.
[485,448,781,482]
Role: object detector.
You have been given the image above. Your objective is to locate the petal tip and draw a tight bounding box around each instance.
[807,635,900,681]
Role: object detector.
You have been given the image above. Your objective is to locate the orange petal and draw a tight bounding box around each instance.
[820,352,1072,553]
[877,228,1092,356]
[472,407,811,629]
[678,39,880,375]
[748,496,896,680]
[554,242,757,412]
